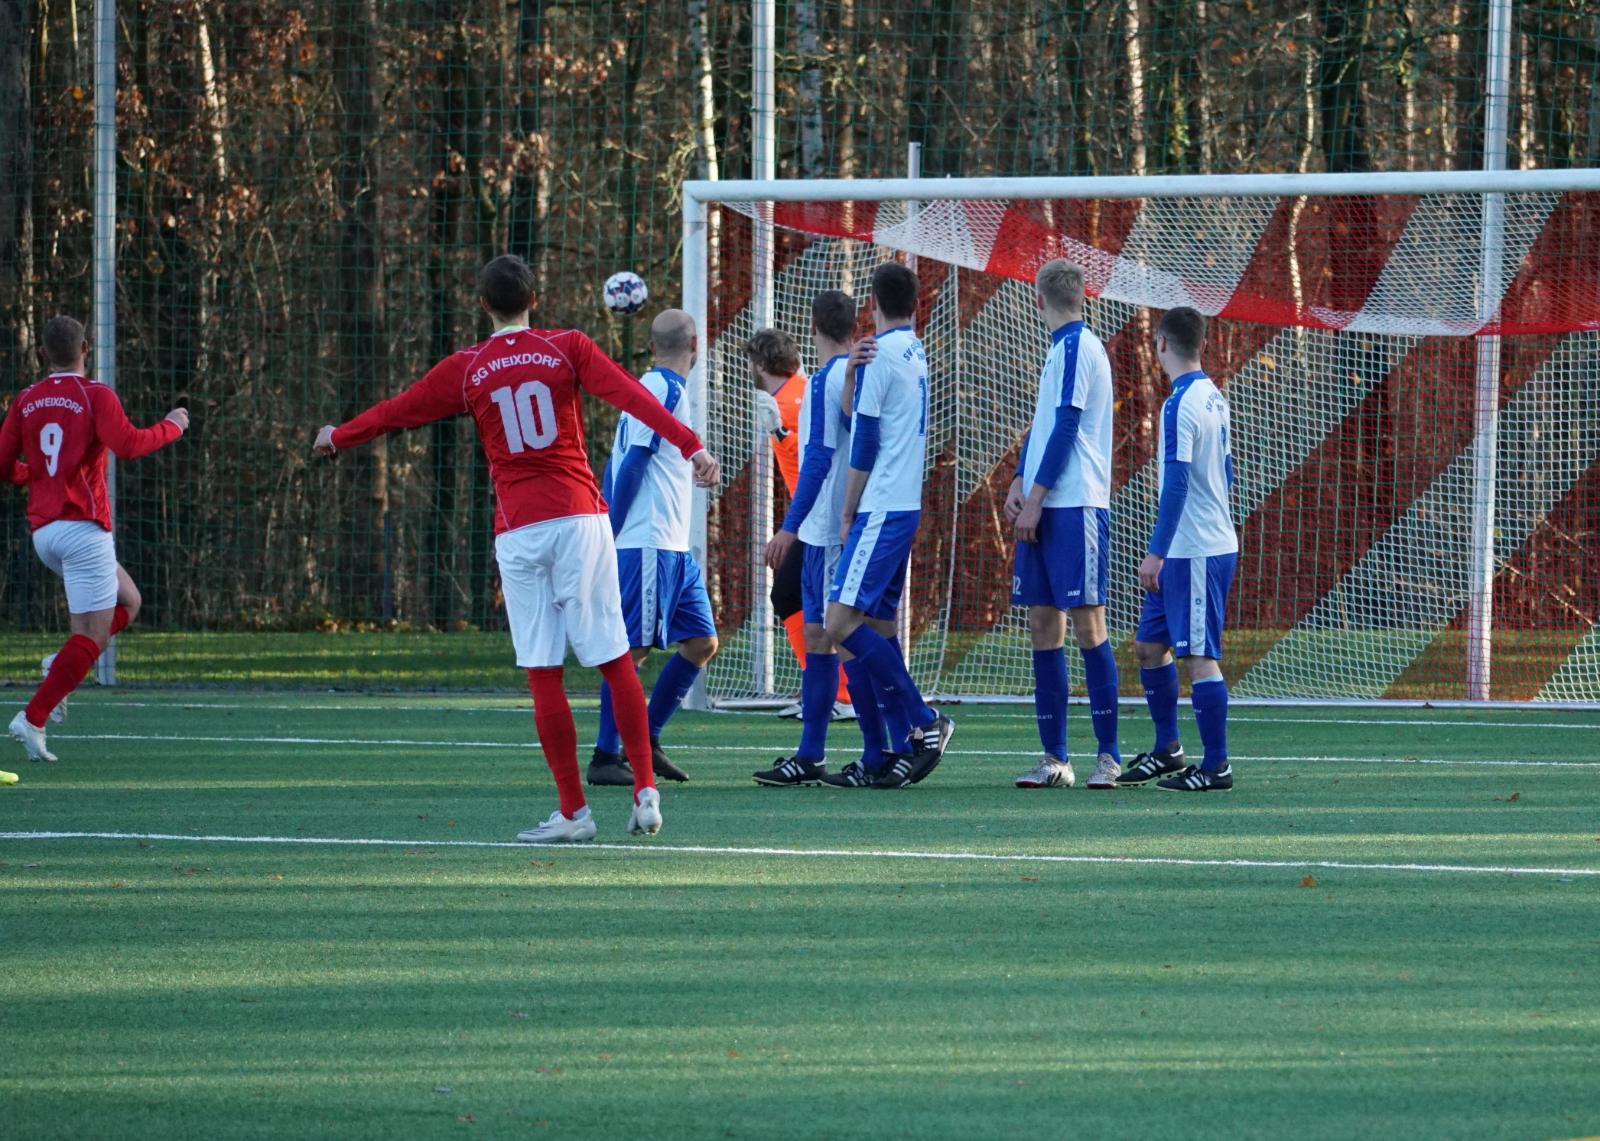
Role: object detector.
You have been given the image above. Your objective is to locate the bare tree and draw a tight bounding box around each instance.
[0,0,34,384]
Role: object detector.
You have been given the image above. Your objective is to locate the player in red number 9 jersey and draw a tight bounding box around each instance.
[314,254,721,841]
[0,315,189,772]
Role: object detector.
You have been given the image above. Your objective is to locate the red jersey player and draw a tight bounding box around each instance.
[0,315,189,772]
[313,254,720,841]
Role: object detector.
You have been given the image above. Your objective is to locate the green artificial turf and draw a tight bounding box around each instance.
[2,695,1598,1140]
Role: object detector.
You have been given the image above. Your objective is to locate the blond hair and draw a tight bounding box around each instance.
[1035,259,1085,313]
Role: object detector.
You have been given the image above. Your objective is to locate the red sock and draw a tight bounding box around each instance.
[598,653,655,795]
[27,634,100,728]
[782,611,808,674]
[110,606,131,637]
[527,667,585,819]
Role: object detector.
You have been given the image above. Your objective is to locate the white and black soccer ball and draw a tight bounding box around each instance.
[603,271,649,316]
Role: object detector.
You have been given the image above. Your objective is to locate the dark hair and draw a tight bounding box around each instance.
[478,254,535,317]
[40,315,86,370]
[1157,306,1206,360]
[745,327,801,378]
[870,261,919,321]
[811,290,857,345]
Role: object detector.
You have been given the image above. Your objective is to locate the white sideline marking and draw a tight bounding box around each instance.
[74,700,1600,731]
[42,732,1600,767]
[2,830,1596,879]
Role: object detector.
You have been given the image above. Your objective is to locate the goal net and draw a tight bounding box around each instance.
[684,175,1600,706]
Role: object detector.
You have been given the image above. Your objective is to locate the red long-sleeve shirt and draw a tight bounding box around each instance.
[331,327,705,534]
[0,373,184,532]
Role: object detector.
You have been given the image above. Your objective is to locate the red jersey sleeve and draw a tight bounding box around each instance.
[331,354,469,449]
[568,332,705,459]
[88,386,184,459]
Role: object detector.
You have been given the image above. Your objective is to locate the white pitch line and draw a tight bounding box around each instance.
[42,732,1600,767]
[1,830,1596,879]
[64,700,1600,731]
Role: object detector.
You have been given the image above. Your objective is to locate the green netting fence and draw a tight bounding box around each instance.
[0,0,1596,688]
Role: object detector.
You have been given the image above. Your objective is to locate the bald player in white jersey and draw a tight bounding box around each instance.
[1117,305,1240,792]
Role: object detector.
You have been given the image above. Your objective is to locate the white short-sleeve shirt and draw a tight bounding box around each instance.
[607,366,693,551]
[854,326,928,514]
[1020,321,1114,509]
[795,354,853,547]
[1159,371,1238,558]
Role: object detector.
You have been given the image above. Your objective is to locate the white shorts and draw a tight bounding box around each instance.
[496,514,630,669]
[33,520,119,614]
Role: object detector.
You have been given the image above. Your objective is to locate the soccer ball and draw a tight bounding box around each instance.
[603,271,649,315]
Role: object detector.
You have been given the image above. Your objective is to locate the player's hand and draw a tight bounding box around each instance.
[690,449,721,488]
[1139,553,1164,593]
[765,529,797,571]
[847,336,878,372]
[164,407,190,432]
[839,512,855,545]
[313,425,338,457]
[1014,498,1043,545]
[1003,477,1025,523]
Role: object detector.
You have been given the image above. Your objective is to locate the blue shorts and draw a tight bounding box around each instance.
[830,510,919,620]
[617,547,716,650]
[1135,553,1237,659]
[1011,506,1109,610]
[801,541,843,625]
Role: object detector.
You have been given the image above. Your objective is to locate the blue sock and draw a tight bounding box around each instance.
[647,651,701,739]
[1080,640,1121,761]
[1141,663,1181,753]
[840,628,931,748]
[797,653,839,761]
[1032,648,1068,761]
[843,657,889,765]
[886,635,931,745]
[1191,675,1229,771]
[595,680,622,755]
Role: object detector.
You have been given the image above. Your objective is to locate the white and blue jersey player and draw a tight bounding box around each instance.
[1005,259,1123,791]
[753,290,904,789]
[1121,305,1239,793]
[820,262,954,789]
[588,309,717,787]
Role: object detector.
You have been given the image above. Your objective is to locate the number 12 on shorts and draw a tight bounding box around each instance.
[490,381,557,453]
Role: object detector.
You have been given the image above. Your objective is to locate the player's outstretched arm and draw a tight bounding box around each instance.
[91,387,187,459]
[569,332,719,486]
[316,357,468,456]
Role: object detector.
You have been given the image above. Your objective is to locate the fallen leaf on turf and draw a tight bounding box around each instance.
[509,1011,528,1020]
[1301,875,1318,888]
[534,1066,560,1075]
[433,1086,452,1095]
[457,1114,476,1123]
[1509,792,1521,802]
[1020,876,1038,882]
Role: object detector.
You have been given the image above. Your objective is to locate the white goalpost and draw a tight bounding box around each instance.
[684,170,1600,708]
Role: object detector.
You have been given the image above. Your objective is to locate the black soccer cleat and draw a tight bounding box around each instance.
[1114,746,1186,786]
[819,759,874,788]
[870,753,918,789]
[650,737,691,783]
[1156,764,1233,792]
[752,756,826,786]
[586,748,633,787]
[905,713,954,784]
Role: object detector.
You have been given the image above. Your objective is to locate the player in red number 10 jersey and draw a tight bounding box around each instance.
[314,254,721,841]
[0,315,190,774]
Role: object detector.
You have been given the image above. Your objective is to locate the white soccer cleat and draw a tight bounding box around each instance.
[830,702,857,722]
[628,786,662,836]
[1086,753,1122,789]
[516,807,597,844]
[9,711,57,763]
[776,701,803,720]
[1014,756,1074,789]
[40,654,66,723]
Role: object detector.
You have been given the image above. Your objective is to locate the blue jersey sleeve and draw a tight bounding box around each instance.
[850,412,882,472]
[1031,405,1082,493]
[782,441,835,534]
[1148,460,1191,558]
[606,444,653,536]
[1014,430,1031,481]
